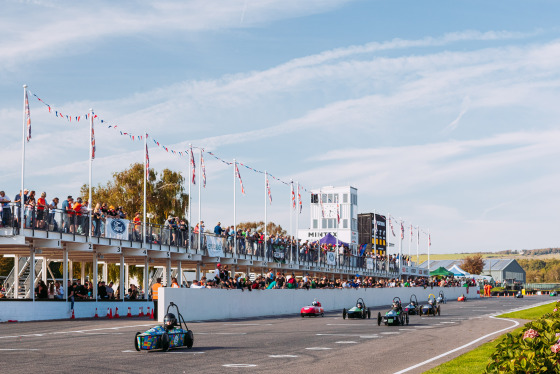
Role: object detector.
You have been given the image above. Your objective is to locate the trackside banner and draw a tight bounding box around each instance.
[105,218,129,240]
[366,258,373,270]
[206,235,224,257]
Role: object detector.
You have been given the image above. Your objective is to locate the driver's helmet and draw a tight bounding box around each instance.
[428,299,434,305]
[312,300,319,306]
[357,302,363,309]
[163,313,177,330]
[392,302,399,309]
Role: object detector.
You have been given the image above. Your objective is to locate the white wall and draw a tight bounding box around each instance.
[158,286,479,322]
[0,300,152,322]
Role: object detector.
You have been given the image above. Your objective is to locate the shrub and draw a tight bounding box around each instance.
[486,302,560,373]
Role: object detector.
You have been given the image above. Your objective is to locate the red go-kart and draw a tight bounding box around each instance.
[301,299,324,317]
[457,294,467,302]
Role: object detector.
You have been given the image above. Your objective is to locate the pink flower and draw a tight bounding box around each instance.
[551,344,560,353]
[523,329,539,340]
[554,308,558,312]
[556,333,560,338]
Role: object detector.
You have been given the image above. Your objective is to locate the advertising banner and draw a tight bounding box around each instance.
[105,218,129,240]
[206,235,225,257]
[326,252,336,265]
[366,257,374,270]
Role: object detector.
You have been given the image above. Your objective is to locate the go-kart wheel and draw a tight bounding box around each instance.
[184,330,194,349]
[401,315,405,326]
[437,306,441,316]
[362,310,366,319]
[134,332,141,351]
[418,308,422,316]
[343,308,347,320]
[321,313,324,317]
[377,312,381,326]
[367,310,371,319]
[406,314,409,325]
[161,332,170,352]
[301,313,305,318]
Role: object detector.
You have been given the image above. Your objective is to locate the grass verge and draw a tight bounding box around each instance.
[423,302,555,374]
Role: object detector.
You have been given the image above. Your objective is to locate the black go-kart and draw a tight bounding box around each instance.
[343,298,371,319]
[378,297,409,326]
[515,291,523,298]
[419,294,440,316]
[134,302,194,351]
[404,294,420,315]
[436,291,446,304]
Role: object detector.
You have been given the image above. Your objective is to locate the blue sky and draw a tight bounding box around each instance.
[1,0,560,253]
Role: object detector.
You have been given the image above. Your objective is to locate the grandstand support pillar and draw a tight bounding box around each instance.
[177,261,182,286]
[14,255,19,299]
[30,247,35,302]
[143,256,149,301]
[231,265,236,278]
[63,248,68,302]
[69,260,73,283]
[195,263,200,281]
[120,253,125,301]
[42,258,48,283]
[125,263,129,293]
[102,262,108,283]
[80,261,85,283]
[166,257,172,286]
[246,266,250,279]
[93,252,98,300]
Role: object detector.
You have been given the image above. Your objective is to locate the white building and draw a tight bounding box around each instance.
[297,185,358,250]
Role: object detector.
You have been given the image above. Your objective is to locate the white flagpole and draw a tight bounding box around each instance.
[416,225,420,266]
[289,179,293,263]
[188,144,192,251]
[408,224,412,259]
[399,218,403,271]
[21,84,27,232]
[428,228,431,273]
[233,159,237,255]
[296,181,299,263]
[89,108,93,237]
[264,171,267,259]
[143,133,147,245]
[198,149,202,251]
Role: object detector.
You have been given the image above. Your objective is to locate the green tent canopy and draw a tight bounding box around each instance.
[429,266,454,277]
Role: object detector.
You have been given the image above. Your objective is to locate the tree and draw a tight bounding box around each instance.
[80,163,188,224]
[236,221,286,236]
[0,255,14,277]
[460,254,484,275]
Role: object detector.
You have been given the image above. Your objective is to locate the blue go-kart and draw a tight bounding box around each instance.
[134,302,194,352]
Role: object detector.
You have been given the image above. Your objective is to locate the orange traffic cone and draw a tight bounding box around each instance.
[147,306,151,317]
[127,307,132,318]
[150,307,154,320]
[114,307,120,318]
[94,308,99,318]
[70,309,75,319]
[139,307,144,317]
[107,307,113,319]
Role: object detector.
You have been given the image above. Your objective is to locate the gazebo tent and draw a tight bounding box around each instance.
[449,264,468,277]
[430,267,454,277]
[317,233,348,246]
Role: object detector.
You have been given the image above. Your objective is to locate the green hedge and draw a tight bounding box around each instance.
[486,301,560,373]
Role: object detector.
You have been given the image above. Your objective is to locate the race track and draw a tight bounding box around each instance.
[0,295,553,374]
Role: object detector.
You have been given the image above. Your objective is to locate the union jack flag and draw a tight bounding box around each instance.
[190,146,196,185]
[298,187,302,213]
[400,222,404,240]
[389,217,396,237]
[145,142,149,178]
[410,224,413,242]
[429,234,431,247]
[235,164,245,194]
[373,214,377,235]
[319,191,324,217]
[336,203,340,224]
[201,151,206,188]
[25,90,31,142]
[91,116,96,160]
[291,183,295,209]
[266,175,272,204]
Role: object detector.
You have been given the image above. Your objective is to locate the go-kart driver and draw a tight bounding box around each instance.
[163,313,177,330]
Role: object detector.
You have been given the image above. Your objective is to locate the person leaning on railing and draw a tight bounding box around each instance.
[0,191,11,227]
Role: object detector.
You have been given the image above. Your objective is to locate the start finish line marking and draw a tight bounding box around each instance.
[223,364,257,368]
[269,354,298,358]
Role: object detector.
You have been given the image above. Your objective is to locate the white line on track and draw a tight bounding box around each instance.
[394,301,554,374]
[359,335,381,339]
[223,364,257,367]
[399,328,416,331]
[335,341,358,344]
[306,347,332,350]
[0,323,155,340]
[317,333,379,338]
[269,355,299,358]
[380,332,400,335]
[0,348,41,351]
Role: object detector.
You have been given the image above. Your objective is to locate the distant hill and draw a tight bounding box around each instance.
[415,248,560,265]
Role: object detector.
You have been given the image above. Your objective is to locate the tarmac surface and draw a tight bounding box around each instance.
[0,295,554,374]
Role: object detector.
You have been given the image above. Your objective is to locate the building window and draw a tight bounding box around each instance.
[343,219,348,229]
[322,218,327,229]
[352,218,357,230]
[333,194,339,203]
[327,219,333,229]
[311,194,318,203]
[343,193,348,203]
[313,219,318,229]
[322,193,327,203]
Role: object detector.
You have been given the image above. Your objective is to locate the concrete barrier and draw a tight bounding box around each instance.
[0,300,152,322]
[158,286,478,322]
